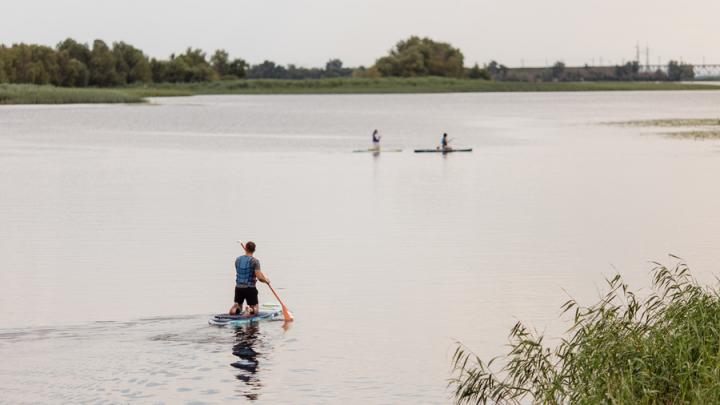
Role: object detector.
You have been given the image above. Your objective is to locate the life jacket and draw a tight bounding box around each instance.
[235,255,256,286]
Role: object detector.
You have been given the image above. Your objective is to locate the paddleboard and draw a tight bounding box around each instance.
[209,303,283,326]
[414,148,473,153]
[353,148,403,153]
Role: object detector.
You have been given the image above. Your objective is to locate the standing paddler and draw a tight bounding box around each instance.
[372,129,382,150]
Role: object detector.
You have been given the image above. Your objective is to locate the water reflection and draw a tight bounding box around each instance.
[231,324,262,400]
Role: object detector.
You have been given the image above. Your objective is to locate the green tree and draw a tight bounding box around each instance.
[551,61,566,80]
[374,36,464,78]
[324,59,351,78]
[56,38,91,65]
[89,40,120,86]
[211,49,230,76]
[57,50,89,87]
[150,58,168,82]
[667,61,694,81]
[467,63,490,80]
[486,60,509,80]
[247,60,288,79]
[112,42,151,84]
[227,58,247,78]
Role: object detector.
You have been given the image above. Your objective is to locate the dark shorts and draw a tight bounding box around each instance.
[234,287,259,306]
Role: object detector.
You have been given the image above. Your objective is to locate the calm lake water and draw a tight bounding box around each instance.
[2,91,720,403]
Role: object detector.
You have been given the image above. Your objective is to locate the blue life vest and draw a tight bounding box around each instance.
[235,256,256,286]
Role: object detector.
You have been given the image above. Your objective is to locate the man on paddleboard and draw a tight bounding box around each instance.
[441,133,452,151]
[372,129,381,150]
[229,241,271,316]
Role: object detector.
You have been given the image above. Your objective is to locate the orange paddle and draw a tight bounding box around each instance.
[268,283,294,322]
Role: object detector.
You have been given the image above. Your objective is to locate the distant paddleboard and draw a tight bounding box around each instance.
[353,148,403,153]
[414,148,473,153]
[209,303,283,326]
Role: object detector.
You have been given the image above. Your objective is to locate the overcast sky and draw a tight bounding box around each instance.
[2,0,719,68]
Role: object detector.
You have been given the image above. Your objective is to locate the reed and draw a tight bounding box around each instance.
[450,258,720,404]
[0,84,144,104]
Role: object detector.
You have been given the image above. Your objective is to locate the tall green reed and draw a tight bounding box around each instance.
[451,257,720,404]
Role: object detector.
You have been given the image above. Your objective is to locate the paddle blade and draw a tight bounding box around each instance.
[268,283,294,322]
[281,306,294,322]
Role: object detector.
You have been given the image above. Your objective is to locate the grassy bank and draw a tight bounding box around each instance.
[0,84,145,104]
[2,79,720,105]
[134,77,720,96]
[451,259,720,404]
[611,118,720,139]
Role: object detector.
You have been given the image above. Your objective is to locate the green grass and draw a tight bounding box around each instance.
[450,258,720,404]
[132,78,720,96]
[0,84,145,104]
[2,79,720,105]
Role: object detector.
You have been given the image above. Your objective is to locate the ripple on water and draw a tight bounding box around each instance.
[0,315,288,403]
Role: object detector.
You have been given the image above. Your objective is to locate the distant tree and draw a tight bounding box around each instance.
[0,50,6,83]
[112,42,151,84]
[467,63,491,80]
[89,40,120,86]
[57,50,89,86]
[150,58,168,82]
[614,61,640,81]
[667,61,694,81]
[247,60,288,79]
[211,49,230,76]
[56,38,91,65]
[159,48,215,82]
[324,59,352,78]
[374,36,464,78]
[551,61,566,80]
[227,58,247,78]
[486,60,509,80]
[352,66,381,78]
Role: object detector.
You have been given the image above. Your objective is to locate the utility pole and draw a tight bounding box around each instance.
[635,42,641,65]
[645,45,650,72]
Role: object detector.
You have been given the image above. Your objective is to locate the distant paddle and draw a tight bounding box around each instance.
[268,283,294,322]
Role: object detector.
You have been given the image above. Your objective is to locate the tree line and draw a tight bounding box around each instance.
[0,39,354,87]
[0,36,696,87]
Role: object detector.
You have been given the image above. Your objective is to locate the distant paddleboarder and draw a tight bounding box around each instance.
[229,241,271,316]
[372,129,381,150]
[441,133,452,151]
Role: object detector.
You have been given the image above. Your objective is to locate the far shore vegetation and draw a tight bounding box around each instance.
[3,80,720,105]
[1,36,717,104]
[611,118,720,140]
[451,258,720,404]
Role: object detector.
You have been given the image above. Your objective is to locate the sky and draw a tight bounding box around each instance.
[2,0,719,68]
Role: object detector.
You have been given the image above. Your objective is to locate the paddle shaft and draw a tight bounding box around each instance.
[267,283,294,321]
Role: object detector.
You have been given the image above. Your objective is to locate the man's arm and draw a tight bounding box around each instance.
[255,269,270,284]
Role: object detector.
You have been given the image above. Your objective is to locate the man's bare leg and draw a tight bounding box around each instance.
[229,303,241,315]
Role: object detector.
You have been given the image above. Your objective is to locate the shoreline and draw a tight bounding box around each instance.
[2,79,720,105]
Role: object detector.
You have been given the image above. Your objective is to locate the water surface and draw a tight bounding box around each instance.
[2,91,720,403]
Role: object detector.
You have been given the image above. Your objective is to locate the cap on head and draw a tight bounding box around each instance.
[245,241,256,253]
